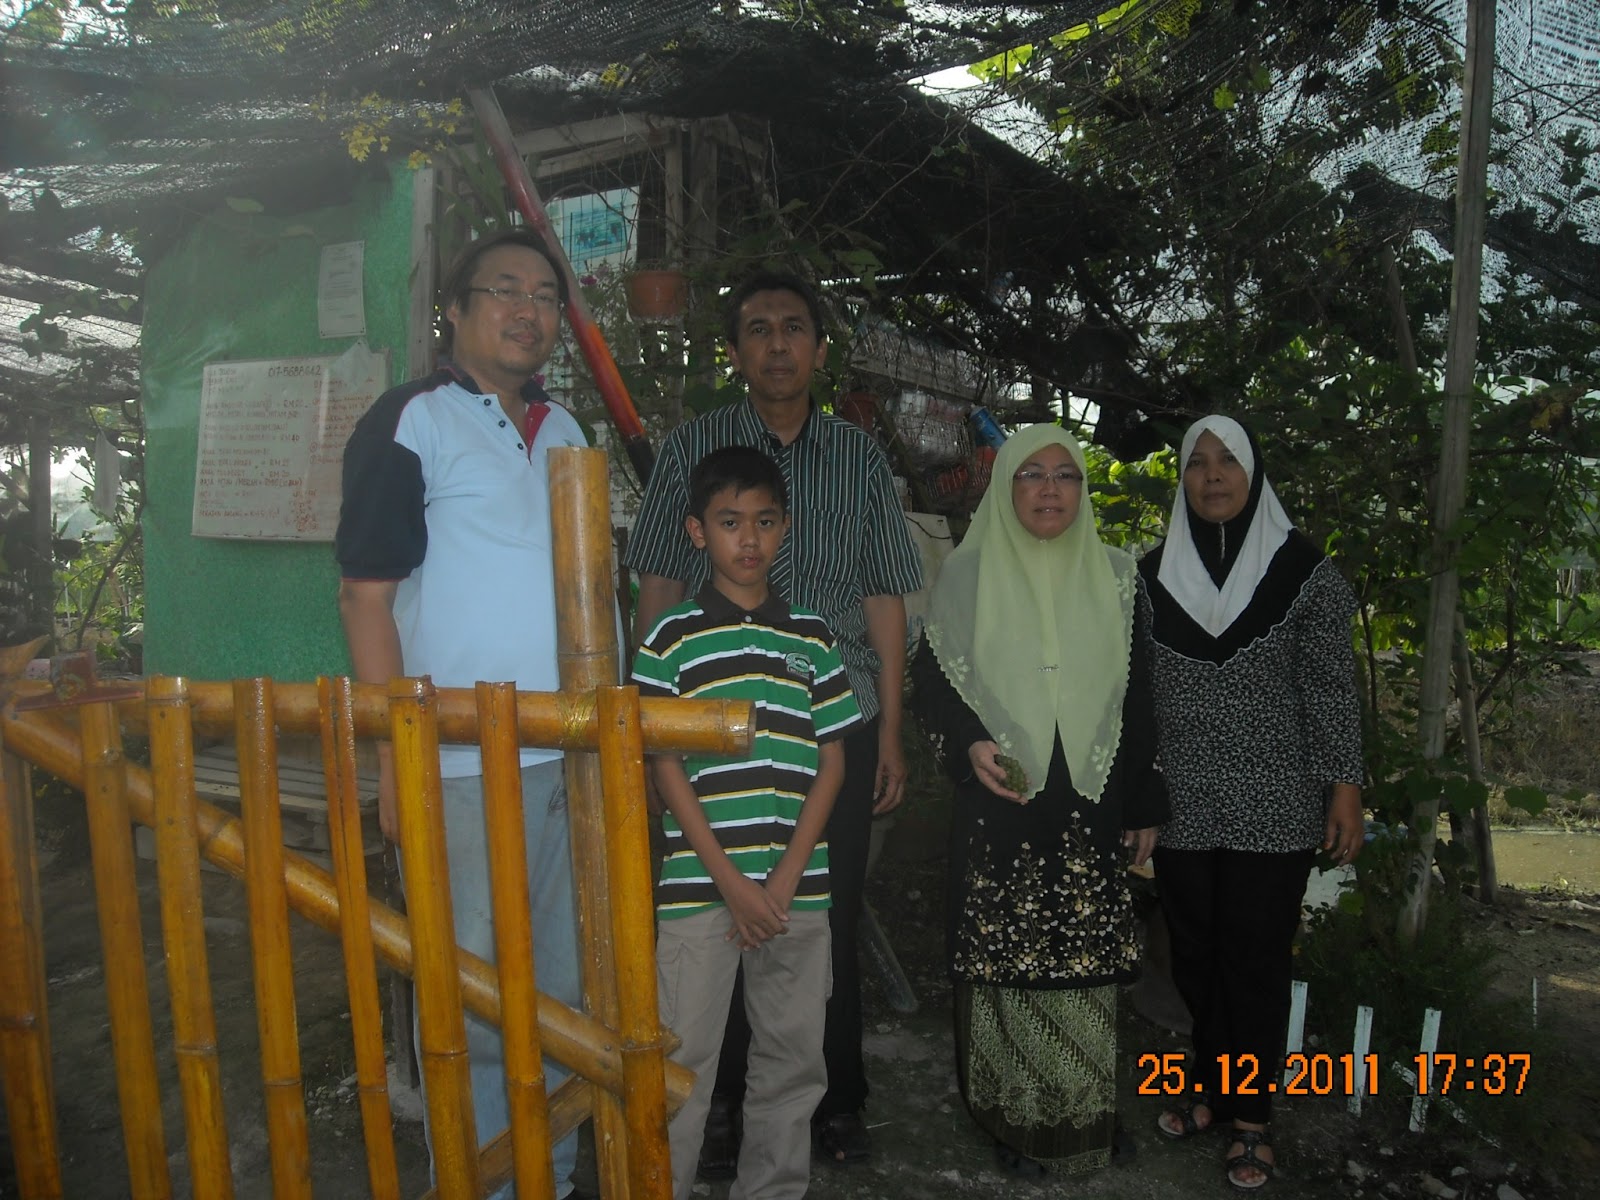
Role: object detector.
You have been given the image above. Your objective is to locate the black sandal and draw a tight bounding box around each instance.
[1225,1126,1274,1192]
[1157,1093,1216,1140]
[813,1111,872,1166]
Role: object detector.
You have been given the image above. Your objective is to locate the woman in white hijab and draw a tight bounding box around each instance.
[1141,415,1364,1192]
[911,424,1168,1176]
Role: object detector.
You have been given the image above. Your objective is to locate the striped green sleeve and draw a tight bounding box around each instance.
[630,623,681,697]
[810,638,862,742]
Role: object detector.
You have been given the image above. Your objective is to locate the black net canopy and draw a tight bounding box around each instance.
[2,0,1597,440]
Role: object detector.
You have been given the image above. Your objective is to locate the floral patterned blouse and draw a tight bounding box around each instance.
[910,615,1169,991]
[1141,558,1364,854]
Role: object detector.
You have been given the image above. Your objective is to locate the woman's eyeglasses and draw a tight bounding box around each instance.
[1012,468,1083,487]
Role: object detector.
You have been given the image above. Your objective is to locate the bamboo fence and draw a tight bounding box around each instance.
[0,447,752,1198]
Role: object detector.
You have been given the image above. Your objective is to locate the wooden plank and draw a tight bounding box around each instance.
[192,747,377,817]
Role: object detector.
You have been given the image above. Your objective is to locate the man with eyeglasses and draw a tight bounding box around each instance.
[335,229,590,1200]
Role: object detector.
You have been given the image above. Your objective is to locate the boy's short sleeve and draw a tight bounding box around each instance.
[630,620,681,698]
[809,635,862,743]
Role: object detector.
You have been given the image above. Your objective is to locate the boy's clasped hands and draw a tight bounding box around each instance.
[722,868,800,949]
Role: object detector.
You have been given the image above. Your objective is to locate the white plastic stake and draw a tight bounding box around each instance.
[1282,980,1309,1091]
[1531,977,1538,1029]
[1348,1004,1374,1116]
[1409,1007,1442,1133]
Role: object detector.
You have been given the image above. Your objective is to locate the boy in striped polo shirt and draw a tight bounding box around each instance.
[632,445,861,1200]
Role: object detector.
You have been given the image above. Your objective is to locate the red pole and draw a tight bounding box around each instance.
[468,87,657,485]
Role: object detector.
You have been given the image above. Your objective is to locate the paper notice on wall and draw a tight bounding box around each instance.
[318,240,366,339]
[192,344,390,540]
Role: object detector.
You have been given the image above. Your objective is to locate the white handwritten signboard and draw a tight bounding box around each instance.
[192,346,390,540]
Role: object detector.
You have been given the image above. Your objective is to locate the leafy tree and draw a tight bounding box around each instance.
[959,0,1599,896]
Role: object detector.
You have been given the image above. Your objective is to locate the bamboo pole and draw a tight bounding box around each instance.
[1400,0,1497,945]
[1,700,702,1104]
[477,681,557,1200]
[0,746,63,1199]
[112,684,752,756]
[598,686,672,1199]
[317,675,402,1199]
[78,701,172,1198]
[389,676,480,1200]
[551,445,631,1200]
[146,677,233,1198]
[234,678,312,1198]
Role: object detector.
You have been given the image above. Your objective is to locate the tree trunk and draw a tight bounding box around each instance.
[1452,613,1498,903]
[1398,0,1496,946]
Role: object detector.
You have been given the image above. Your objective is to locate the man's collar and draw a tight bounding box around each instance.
[696,582,789,624]
[442,361,549,406]
[738,395,820,446]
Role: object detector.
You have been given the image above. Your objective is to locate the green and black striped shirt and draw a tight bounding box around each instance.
[624,399,924,721]
[632,586,862,919]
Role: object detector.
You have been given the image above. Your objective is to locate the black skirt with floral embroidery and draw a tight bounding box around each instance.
[910,633,1170,991]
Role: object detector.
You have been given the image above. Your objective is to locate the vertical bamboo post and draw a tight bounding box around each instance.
[389,675,480,1200]
[0,746,64,1198]
[147,677,234,1198]
[317,675,402,1199]
[478,681,557,1200]
[1400,0,1497,946]
[597,685,671,1199]
[233,677,312,1199]
[550,445,629,1199]
[78,701,172,1198]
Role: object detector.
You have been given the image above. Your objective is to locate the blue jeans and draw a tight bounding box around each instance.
[409,759,583,1199]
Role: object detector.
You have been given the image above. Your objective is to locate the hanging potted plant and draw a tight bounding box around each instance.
[625,262,690,323]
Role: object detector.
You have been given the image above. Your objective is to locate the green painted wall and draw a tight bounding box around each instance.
[142,169,413,680]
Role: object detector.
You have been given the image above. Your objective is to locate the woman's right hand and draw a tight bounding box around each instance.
[968,741,1026,803]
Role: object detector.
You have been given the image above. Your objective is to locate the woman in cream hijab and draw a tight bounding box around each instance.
[911,424,1168,1176]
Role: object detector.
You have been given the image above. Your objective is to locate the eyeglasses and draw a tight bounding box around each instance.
[467,286,562,312]
[1012,468,1083,487]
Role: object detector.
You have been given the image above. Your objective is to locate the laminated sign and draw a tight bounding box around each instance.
[192,344,390,540]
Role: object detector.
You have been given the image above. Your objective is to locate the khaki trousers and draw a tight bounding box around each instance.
[657,906,832,1200]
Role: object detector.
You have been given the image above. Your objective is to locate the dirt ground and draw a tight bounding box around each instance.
[2,784,1597,1199]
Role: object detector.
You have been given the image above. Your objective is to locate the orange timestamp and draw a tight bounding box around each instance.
[1138,1052,1380,1098]
[1137,1052,1532,1097]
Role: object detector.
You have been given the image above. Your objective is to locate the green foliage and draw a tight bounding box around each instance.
[969,0,1600,885]
[1297,837,1575,1148]
[1299,836,1500,1061]
[1082,439,1173,550]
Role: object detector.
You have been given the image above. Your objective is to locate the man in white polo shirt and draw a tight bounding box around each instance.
[335,229,588,1200]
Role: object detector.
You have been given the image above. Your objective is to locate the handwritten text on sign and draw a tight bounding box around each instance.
[192,349,390,540]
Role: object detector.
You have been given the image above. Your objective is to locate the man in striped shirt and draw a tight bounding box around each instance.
[634,446,861,1200]
[626,271,924,1168]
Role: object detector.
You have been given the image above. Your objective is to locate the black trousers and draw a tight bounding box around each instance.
[714,715,881,1118]
[1153,846,1315,1126]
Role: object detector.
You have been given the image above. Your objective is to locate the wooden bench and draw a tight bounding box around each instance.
[136,745,382,867]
